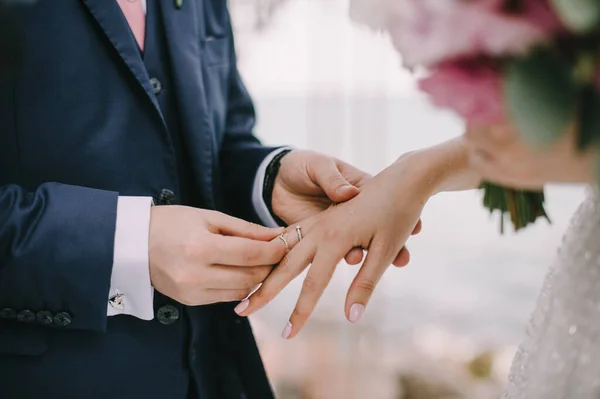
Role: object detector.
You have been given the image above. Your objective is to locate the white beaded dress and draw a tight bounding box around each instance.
[503,188,600,398]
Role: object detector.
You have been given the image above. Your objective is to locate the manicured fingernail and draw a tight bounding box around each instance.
[281,322,292,339]
[234,299,249,315]
[349,304,365,323]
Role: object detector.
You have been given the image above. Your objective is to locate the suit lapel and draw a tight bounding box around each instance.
[80,0,164,124]
[161,0,216,209]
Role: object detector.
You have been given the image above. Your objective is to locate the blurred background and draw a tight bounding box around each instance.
[229,0,585,397]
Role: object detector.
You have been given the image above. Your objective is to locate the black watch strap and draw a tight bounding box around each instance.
[263,149,292,226]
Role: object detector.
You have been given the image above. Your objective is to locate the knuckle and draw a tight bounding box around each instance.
[323,227,339,241]
[253,267,272,284]
[290,307,310,323]
[249,289,269,306]
[278,253,291,270]
[354,278,377,294]
[243,247,261,264]
[301,275,321,294]
[234,290,251,301]
[327,173,343,186]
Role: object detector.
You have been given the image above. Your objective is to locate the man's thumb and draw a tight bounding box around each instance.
[320,170,360,203]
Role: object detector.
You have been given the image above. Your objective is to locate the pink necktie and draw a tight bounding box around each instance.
[117,0,146,51]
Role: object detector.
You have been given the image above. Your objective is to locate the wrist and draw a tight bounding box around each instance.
[394,137,480,197]
[262,149,293,225]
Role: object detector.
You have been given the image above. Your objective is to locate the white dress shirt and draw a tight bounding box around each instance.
[107,0,288,319]
[108,151,290,319]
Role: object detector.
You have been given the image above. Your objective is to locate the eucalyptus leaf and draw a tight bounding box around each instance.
[551,0,600,33]
[504,52,577,148]
[578,86,600,151]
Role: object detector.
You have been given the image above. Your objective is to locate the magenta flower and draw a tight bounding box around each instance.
[419,61,506,124]
[387,0,561,68]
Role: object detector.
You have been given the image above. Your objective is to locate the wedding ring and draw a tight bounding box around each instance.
[278,233,290,250]
[296,225,303,242]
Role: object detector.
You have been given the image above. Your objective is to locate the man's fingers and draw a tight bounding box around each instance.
[412,219,422,235]
[344,248,364,265]
[336,160,372,188]
[391,247,410,267]
[208,211,281,241]
[309,159,360,203]
[235,240,316,317]
[284,250,342,339]
[211,236,286,266]
[211,265,273,289]
[345,238,399,323]
[204,288,255,304]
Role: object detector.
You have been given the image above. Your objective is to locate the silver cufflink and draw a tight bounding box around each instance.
[109,291,125,310]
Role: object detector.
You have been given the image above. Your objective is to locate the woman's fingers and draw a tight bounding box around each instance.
[345,237,401,323]
[284,249,346,339]
[391,246,410,267]
[235,239,315,316]
[344,248,365,265]
[412,219,423,235]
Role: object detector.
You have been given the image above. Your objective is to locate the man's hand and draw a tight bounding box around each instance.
[272,150,370,225]
[271,150,412,267]
[148,206,287,306]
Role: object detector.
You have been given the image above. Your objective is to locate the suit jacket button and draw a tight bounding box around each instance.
[17,310,35,323]
[36,310,54,325]
[54,312,72,327]
[0,308,16,320]
[156,189,176,205]
[157,305,179,325]
[149,77,162,95]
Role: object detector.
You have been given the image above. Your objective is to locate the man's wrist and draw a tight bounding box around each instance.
[252,147,293,227]
[262,149,293,225]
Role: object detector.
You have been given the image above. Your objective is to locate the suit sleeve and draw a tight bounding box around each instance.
[0,183,118,333]
[218,16,280,224]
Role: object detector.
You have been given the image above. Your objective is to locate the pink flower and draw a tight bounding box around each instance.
[387,0,561,68]
[419,61,506,124]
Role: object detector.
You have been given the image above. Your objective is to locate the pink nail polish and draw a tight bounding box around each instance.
[234,299,249,314]
[281,322,292,339]
[349,304,365,323]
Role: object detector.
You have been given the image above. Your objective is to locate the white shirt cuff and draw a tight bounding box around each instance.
[252,147,293,228]
[108,196,155,320]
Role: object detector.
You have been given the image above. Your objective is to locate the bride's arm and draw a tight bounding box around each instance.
[395,136,482,196]
[236,137,484,337]
[238,129,595,339]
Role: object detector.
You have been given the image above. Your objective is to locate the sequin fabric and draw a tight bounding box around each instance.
[503,188,600,399]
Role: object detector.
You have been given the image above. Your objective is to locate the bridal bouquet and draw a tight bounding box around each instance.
[350,0,600,232]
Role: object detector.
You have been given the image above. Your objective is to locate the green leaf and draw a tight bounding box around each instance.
[551,0,600,33]
[578,86,600,150]
[504,52,577,148]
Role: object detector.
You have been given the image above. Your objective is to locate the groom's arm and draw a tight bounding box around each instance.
[0,183,120,332]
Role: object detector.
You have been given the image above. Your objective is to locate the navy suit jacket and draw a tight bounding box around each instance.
[0,1,276,398]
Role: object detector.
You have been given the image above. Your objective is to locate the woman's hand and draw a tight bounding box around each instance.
[465,123,595,188]
[235,153,441,339]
